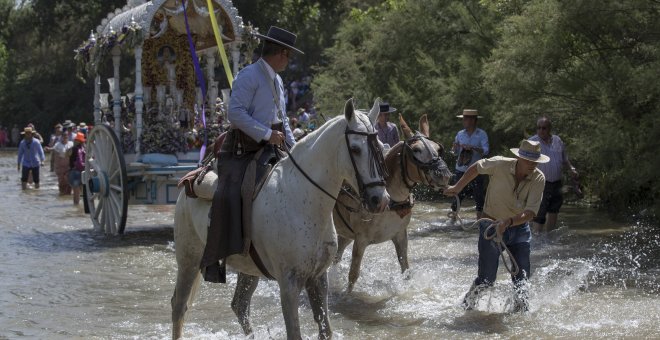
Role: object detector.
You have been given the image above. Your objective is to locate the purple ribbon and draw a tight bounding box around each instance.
[182,0,207,163]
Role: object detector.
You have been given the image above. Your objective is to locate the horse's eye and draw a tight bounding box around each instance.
[351,146,361,155]
[413,148,422,153]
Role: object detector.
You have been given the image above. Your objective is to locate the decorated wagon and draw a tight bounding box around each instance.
[74,0,258,234]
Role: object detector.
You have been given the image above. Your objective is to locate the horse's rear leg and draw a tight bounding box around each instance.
[333,235,352,264]
[306,271,332,340]
[347,240,368,292]
[231,272,259,335]
[392,229,409,274]
[171,262,202,339]
[279,273,305,340]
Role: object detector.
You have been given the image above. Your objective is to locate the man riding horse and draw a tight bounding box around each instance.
[200,26,302,283]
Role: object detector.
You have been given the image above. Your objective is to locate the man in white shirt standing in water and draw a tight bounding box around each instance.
[528,116,578,233]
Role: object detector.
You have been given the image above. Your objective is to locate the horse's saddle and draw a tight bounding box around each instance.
[177,144,283,202]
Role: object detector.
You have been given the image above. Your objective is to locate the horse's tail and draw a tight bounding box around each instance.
[172,191,207,337]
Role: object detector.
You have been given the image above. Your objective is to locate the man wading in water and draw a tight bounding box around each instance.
[444,140,548,312]
[200,26,301,283]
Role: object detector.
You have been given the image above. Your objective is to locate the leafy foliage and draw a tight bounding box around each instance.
[314,0,660,215]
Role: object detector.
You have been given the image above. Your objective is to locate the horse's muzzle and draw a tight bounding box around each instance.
[364,186,390,213]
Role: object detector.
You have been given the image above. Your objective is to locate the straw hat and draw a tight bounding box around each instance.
[20,127,33,135]
[456,109,482,118]
[78,122,87,128]
[510,140,550,163]
[74,132,86,143]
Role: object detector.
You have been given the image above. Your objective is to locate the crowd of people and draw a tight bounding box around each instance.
[13,120,89,205]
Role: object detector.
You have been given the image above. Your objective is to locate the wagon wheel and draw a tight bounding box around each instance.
[83,124,129,234]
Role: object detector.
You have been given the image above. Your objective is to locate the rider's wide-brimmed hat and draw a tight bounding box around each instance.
[255,26,304,54]
[510,140,550,163]
[379,102,397,114]
[456,109,482,118]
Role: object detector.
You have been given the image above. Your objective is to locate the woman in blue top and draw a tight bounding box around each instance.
[17,127,45,190]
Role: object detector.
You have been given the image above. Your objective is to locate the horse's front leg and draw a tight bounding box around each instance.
[392,229,409,274]
[231,272,260,335]
[305,271,332,339]
[347,239,368,292]
[333,235,352,265]
[279,272,305,340]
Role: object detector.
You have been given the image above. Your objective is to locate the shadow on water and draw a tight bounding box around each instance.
[443,311,508,334]
[12,225,174,253]
[330,291,391,320]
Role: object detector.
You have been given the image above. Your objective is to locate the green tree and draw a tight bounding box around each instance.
[0,0,125,132]
[484,0,660,214]
[314,0,502,145]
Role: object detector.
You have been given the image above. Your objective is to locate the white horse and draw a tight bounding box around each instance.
[333,114,452,291]
[171,98,390,339]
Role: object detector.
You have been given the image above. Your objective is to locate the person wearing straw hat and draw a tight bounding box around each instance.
[449,109,489,220]
[374,102,400,148]
[17,127,46,190]
[444,139,548,312]
[201,26,302,283]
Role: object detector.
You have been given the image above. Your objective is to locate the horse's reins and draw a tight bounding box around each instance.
[337,134,449,232]
[282,121,388,234]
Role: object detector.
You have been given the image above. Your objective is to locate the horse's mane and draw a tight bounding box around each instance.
[290,114,347,152]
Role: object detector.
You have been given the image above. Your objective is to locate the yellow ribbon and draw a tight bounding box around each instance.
[206,0,234,88]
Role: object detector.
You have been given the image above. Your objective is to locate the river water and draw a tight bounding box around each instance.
[1,150,658,339]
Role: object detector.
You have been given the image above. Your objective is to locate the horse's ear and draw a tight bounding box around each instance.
[419,114,430,137]
[344,98,355,122]
[368,98,382,125]
[399,113,414,139]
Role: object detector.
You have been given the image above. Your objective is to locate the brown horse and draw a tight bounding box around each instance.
[333,114,452,291]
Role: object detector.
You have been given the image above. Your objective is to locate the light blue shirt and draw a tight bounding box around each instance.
[529,134,567,182]
[228,59,295,146]
[453,128,489,172]
[17,138,45,168]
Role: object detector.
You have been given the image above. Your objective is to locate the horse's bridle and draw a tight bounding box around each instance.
[344,127,388,201]
[284,119,387,209]
[400,132,449,189]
